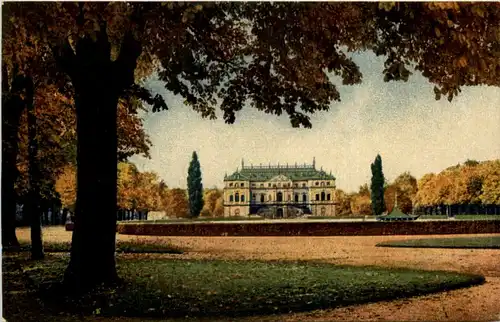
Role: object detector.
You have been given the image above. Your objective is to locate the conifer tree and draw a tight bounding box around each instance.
[187,151,204,218]
[370,154,386,216]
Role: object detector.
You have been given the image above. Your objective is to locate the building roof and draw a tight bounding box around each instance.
[224,161,336,182]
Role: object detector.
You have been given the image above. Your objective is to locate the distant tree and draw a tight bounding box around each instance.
[55,165,77,212]
[370,154,386,216]
[350,194,372,216]
[213,197,224,217]
[480,163,500,208]
[358,183,370,197]
[164,188,190,218]
[335,190,353,216]
[201,189,223,217]
[384,185,413,214]
[464,159,480,167]
[187,152,204,218]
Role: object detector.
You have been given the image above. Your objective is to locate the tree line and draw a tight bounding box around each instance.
[336,158,500,216]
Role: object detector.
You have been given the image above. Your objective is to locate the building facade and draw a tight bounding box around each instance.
[223,159,337,218]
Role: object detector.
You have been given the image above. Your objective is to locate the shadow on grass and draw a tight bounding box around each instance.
[17,255,486,320]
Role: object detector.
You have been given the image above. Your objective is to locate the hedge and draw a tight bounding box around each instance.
[112,220,500,236]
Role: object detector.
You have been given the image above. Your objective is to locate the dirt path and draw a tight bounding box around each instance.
[15,227,500,321]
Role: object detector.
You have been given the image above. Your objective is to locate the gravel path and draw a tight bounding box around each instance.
[15,227,500,321]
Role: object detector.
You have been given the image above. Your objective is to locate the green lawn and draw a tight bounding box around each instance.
[377,236,500,249]
[19,256,484,319]
[419,215,500,220]
[10,240,183,254]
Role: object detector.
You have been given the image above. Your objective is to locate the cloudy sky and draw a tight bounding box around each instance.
[130,51,500,193]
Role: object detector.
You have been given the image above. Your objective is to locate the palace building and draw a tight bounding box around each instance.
[223,158,337,218]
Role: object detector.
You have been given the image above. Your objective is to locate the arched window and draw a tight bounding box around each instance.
[316,194,319,201]
[302,183,306,188]
[235,193,240,202]
[327,182,331,186]
[327,194,331,201]
[229,195,234,202]
[295,194,299,202]
[277,192,283,202]
[252,194,256,201]
[240,183,244,187]
[260,194,265,203]
[321,192,325,201]
[315,182,319,186]
[229,183,233,187]
[302,194,307,203]
[241,194,245,202]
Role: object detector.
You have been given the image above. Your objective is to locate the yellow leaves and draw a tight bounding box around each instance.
[434,27,441,38]
[457,56,468,68]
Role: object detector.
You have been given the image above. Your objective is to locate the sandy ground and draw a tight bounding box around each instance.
[15,227,500,321]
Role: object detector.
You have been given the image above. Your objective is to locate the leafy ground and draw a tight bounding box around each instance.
[4,253,484,320]
[376,236,500,249]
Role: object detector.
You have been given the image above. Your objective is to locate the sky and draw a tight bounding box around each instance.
[130,51,500,193]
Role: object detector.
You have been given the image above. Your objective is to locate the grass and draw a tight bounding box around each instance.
[17,255,485,319]
[377,236,500,249]
[9,240,183,254]
[419,215,500,220]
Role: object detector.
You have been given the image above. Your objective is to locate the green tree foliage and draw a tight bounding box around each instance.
[5,1,499,289]
[370,154,386,216]
[187,152,204,218]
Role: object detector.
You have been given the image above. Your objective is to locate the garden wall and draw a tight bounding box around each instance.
[114,220,500,236]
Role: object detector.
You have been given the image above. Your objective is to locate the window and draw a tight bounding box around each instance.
[302,183,306,188]
[321,207,326,216]
[321,182,325,186]
[229,183,233,187]
[327,182,331,186]
[277,192,283,202]
[327,193,331,201]
[273,184,276,188]
[294,183,298,188]
[321,192,325,201]
[252,184,256,187]
[260,183,264,188]
[303,193,307,203]
[230,195,234,202]
[316,194,319,201]
[241,194,245,202]
[268,183,271,187]
[240,183,244,187]
[315,182,319,186]
[235,209,240,216]
[235,193,240,202]
[268,195,272,201]
[287,194,291,201]
[252,194,256,201]
[260,194,265,202]
[295,194,299,202]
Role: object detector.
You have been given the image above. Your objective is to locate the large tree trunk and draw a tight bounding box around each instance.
[63,83,119,290]
[1,65,25,248]
[26,75,44,260]
[55,25,141,291]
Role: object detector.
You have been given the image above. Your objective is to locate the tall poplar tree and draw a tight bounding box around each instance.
[370,154,386,216]
[187,151,204,218]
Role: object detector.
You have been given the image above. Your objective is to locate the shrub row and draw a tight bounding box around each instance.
[115,220,500,236]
